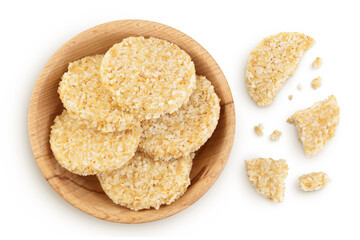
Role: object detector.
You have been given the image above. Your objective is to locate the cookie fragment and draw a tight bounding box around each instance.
[98,152,194,211]
[312,57,323,69]
[246,32,314,106]
[289,95,340,157]
[139,75,220,161]
[297,83,303,91]
[58,55,138,132]
[286,117,294,124]
[50,111,141,175]
[245,158,288,202]
[101,36,196,120]
[312,77,322,89]
[270,130,282,141]
[288,95,293,101]
[299,172,330,191]
[254,123,264,136]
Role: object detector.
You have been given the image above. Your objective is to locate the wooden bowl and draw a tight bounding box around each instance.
[28,20,235,223]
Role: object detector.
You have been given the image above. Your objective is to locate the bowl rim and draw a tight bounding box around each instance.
[28,19,236,223]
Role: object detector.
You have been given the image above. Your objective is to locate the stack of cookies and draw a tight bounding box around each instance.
[50,36,220,211]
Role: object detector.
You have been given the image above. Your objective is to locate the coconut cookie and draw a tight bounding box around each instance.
[98,152,194,211]
[50,111,141,176]
[101,36,196,120]
[139,75,220,161]
[288,95,340,157]
[58,55,138,132]
[246,32,314,106]
[245,158,289,202]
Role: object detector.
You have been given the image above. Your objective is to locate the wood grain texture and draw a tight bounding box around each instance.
[28,20,235,223]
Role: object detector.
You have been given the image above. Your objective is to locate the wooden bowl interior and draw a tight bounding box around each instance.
[28,20,235,223]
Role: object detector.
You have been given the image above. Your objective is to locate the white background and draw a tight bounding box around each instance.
[1,0,359,239]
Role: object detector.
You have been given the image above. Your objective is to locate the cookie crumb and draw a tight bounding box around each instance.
[288,95,293,101]
[312,77,322,89]
[286,117,294,124]
[297,84,303,91]
[299,172,330,191]
[312,57,323,69]
[254,123,264,136]
[270,130,282,141]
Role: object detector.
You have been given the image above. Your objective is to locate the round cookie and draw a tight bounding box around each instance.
[97,152,194,211]
[246,32,314,107]
[58,54,138,132]
[139,75,220,161]
[50,111,141,176]
[101,36,196,120]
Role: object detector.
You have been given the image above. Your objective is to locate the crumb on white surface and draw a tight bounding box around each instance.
[312,77,322,89]
[297,83,303,91]
[270,130,282,141]
[312,57,323,69]
[254,123,264,136]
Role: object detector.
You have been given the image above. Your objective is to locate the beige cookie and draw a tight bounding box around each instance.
[58,54,138,132]
[139,75,220,161]
[49,111,141,175]
[98,152,194,211]
[101,36,196,120]
[246,32,314,106]
[245,158,289,202]
[288,95,340,157]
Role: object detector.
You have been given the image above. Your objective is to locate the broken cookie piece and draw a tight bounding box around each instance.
[299,172,330,191]
[245,158,288,202]
[289,95,340,157]
[246,32,314,106]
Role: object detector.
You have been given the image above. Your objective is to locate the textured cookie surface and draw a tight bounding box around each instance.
[245,158,288,202]
[139,75,220,160]
[246,32,314,106]
[101,36,196,120]
[98,152,194,211]
[58,55,138,132]
[299,172,330,191]
[50,111,141,175]
[289,95,340,157]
